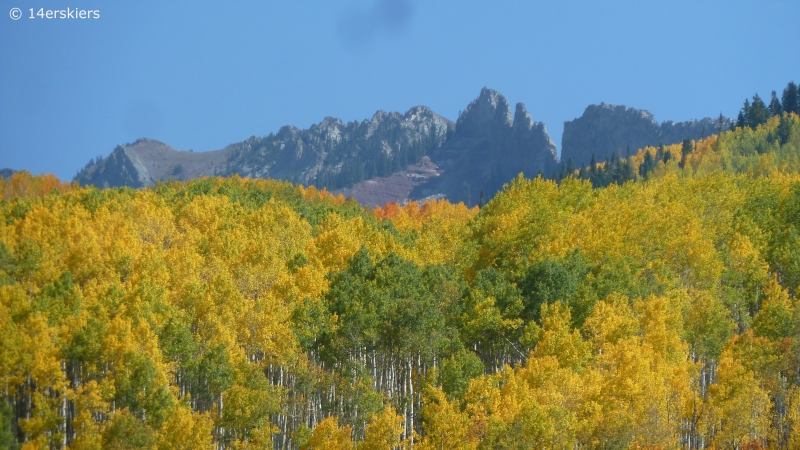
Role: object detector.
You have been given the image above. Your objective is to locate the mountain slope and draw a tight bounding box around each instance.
[75,90,734,208]
[409,88,558,206]
[561,103,734,167]
[76,107,452,190]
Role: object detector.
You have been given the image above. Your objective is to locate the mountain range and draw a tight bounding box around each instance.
[74,89,733,207]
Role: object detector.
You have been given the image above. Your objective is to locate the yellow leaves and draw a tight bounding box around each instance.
[372,199,477,266]
[302,417,352,450]
[0,171,72,201]
[636,295,687,365]
[461,295,522,343]
[156,406,215,450]
[471,175,563,268]
[532,302,589,371]
[310,214,365,272]
[728,231,769,283]
[235,288,297,362]
[4,168,800,448]
[785,386,800,449]
[752,276,795,340]
[707,349,772,448]
[419,384,475,450]
[126,192,176,251]
[361,406,407,450]
[68,381,109,450]
[583,294,637,350]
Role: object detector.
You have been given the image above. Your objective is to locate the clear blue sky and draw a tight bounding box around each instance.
[1,0,799,180]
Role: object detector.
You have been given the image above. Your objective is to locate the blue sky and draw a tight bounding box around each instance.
[1,0,799,180]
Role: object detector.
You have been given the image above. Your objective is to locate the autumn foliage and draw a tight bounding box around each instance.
[1,114,800,448]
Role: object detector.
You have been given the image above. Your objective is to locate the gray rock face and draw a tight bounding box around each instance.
[75,144,152,188]
[75,107,452,190]
[74,139,232,189]
[75,93,736,208]
[411,88,558,206]
[225,105,452,186]
[561,103,734,167]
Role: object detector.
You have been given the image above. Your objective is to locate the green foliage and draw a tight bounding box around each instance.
[102,410,158,450]
[440,349,484,399]
[7,106,800,448]
[519,250,592,323]
[0,402,19,450]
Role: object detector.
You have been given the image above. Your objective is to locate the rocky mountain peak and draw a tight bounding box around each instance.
[318,116,343,128]
[413,89,558,206]
[276,125,299,140]
[513,103,534,131]
[372,110,387,122]
[456,87,513,139]
[562,103,733,167]
[75,89,735,210]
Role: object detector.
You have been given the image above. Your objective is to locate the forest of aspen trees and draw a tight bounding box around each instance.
[2,94,800,448]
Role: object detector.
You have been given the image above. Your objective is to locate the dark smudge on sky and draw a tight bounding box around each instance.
[337,0,415,49]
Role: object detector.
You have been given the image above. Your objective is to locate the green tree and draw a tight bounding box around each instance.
[782,81,799,115]
[769,90,784,117]
[747,93,770,128]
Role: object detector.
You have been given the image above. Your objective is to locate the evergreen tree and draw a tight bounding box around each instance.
[590,153,597,173]
[737,99,750,128]
[717,112,727,134]
[770,91,784,117]
[680,139,693,168]
[782,81,799,115]
[622,159,635,182]
[656,144,664,162]
[747,94,770,128]
[776,113,792,145]
[639,151,655,178]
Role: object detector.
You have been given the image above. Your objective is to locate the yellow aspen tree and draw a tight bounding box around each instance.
[360,405,407,450]
[302,417,352,450]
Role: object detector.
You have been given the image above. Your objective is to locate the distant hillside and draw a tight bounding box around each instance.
[75,89,735,207]
[74,139,231,188]
[410,88,559,206]
[561,103,734,167]
[0,169,14,179]
[75,108,452,191]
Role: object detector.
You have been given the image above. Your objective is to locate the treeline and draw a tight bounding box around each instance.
[1,111,800,448]
[550,80,800,189]
[224,119,446,192]
[313,124,444,191]
[737,81,799,129]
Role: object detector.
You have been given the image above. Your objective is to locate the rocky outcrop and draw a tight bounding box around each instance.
[224,106,452,187]
[76,93,735,208]
[335,156,442,208]
[0,169,15,179]
[74,139,231,188]
[77,89,557,208]
[410,88,558,206]
[561,103,734,167]
[75,107,452,190]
